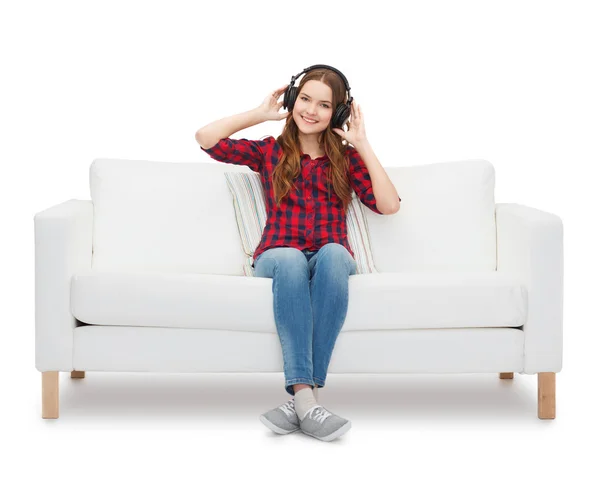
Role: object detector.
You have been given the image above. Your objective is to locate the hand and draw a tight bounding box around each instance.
[332,101,367,146]
[257,84,290,121]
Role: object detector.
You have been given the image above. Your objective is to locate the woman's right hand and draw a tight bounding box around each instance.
[257,84,290,121]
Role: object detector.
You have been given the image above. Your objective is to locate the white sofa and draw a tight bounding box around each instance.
[34,157,563,419]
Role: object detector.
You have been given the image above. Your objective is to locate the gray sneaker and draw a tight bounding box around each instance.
[299,405,352,442]
[259,399,300,434]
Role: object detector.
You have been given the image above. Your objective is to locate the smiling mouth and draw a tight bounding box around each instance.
[302,116,318,124]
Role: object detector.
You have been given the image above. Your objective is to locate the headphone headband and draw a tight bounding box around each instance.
[290,64,353,105]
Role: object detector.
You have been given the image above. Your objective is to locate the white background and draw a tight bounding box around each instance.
[2,0,598,481]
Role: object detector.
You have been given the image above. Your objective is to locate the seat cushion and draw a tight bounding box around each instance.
[223,171,377,276]
[71,269,527,332]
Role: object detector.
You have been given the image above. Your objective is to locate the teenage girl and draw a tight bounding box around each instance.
[195,65,401,442]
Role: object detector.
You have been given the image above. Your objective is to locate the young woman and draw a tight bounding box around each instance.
[195,66,401,442]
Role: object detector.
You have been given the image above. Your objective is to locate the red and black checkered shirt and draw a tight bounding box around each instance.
[200,136,400,267]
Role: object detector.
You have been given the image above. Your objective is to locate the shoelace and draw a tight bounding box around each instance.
[306,405,332,423]
[279,399,296,418]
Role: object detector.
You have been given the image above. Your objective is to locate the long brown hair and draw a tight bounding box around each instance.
[271,69,353,212]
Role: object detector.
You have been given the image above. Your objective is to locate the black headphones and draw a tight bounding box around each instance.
[282,64,354,130]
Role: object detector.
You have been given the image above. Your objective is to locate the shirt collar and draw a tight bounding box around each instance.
[300,151,328,162]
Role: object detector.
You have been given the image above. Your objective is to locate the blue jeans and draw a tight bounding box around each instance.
[253,243,358,396]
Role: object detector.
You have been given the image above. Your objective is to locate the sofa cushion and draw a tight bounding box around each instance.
[223,171,377,276]
[71,269,527,332]
[368,159,497,272]
[89,159,255,276]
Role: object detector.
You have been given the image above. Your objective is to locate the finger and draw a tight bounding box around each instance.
[274,86,287,99]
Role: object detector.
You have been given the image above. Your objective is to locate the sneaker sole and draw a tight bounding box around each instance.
[301,420,352,442]
[259,415,300,435]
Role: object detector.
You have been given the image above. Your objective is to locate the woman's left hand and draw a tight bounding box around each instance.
[332,101,367,146]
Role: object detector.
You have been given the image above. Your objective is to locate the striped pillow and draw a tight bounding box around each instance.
[224,171,377,276]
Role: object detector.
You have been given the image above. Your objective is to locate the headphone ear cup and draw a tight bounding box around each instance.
[332,103,350,129]
[284,86,297,111]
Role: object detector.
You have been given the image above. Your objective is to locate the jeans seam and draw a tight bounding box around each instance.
[272,259,283,349]
[313,377,325,386]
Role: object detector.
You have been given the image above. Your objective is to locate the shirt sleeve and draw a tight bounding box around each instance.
[200,137,268,173]
[346,145,401,215]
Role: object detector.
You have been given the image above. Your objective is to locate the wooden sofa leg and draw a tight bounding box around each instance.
[538,372,556,419]
[71,370,85,378]
[499,372,514,379]
[42,371,59,419]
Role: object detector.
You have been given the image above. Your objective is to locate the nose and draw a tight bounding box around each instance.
[306,103,317,115]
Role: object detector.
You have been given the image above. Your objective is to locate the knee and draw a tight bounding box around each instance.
[273,248,309,274]
[320,243,353,268]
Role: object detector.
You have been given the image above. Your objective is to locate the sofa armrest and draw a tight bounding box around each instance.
[495,203,563,374]
[34,199,93,372]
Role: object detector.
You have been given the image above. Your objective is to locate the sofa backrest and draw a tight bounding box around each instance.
[89,158,497,275]
[90,159,251,275]
[370,159,497,272]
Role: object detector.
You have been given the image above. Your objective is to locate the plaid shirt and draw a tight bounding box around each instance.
[200,136,400,267]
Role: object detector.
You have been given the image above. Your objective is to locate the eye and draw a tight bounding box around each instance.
[301,96,330,108]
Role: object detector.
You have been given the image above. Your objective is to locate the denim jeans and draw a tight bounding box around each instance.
[253,243,358,396]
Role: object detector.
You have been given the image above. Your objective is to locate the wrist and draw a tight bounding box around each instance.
[352,137,369,150]
[252,107,268,123]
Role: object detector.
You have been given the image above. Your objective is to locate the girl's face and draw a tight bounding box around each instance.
[292,80,334,134]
